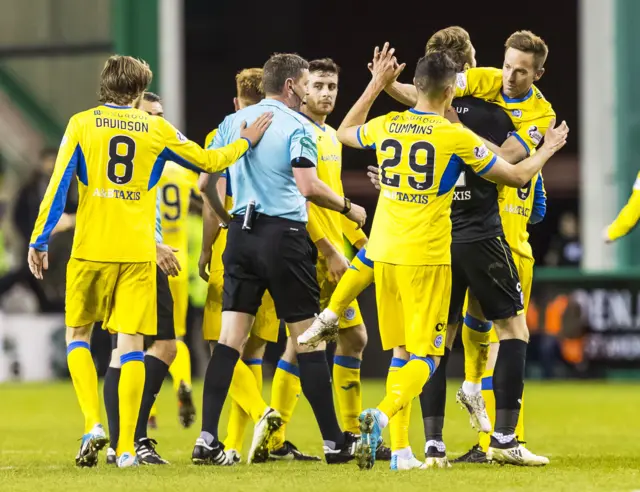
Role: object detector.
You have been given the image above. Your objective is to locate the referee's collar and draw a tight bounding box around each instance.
[259,98,290,110]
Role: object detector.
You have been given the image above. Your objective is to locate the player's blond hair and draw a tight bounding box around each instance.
[235,68,265,106]
[505,30,548,70]
[99,55,153,106]
[425,26,473,72]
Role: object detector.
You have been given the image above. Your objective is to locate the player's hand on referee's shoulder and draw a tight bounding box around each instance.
[346,202,367,230]
[240,112,274,148]
[156,243,181,277]
[541,118,569,155]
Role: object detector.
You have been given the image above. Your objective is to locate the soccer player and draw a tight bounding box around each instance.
[198,68,317,463]
[604,172,640,243]
[103,92,191,466]
[154,92,199,429]
[350,31,555,465]
[192,53,366,467]
[335,46,567,470]
[27,55,271,468]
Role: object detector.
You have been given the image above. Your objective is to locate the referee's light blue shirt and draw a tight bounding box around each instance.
[212,99,318,223]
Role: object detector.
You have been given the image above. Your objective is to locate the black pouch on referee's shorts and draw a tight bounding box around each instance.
[242,200,257,231]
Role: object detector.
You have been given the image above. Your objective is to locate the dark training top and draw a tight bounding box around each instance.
[451,96,516,243]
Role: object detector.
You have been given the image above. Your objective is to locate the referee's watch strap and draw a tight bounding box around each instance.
[341,197,352,215]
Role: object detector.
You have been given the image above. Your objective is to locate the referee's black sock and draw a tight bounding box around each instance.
[297,350,344,448]
[420,347,450,442]
[493,339,527,439]
[103,366,120,450]
[200,343,239,443]
[134,354,169,441]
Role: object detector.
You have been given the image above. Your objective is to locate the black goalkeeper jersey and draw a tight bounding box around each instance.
[451,96,516,243]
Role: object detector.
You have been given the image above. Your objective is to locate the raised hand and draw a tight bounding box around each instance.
[240,112,273,147]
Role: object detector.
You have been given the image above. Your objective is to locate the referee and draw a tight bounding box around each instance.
[194,53,366,465]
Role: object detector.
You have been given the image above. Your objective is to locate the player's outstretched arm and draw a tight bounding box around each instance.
[481,119,568,187]
[338,42,405,148]
[385,82,418,107]
[605,178,640,243]
[159,113,272,174]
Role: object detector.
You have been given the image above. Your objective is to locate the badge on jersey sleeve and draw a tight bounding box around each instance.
[474,144,489,159]
[456,72,467,90]
[634,175,640,191]
[527,125,543,146]
[176,130,187,143]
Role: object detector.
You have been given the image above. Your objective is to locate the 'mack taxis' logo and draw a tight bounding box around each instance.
[176,130,187,143]
[527,125,543,145]
[474,144,489,159]
[456,72,467,90]
[344,307,356,321]
[511,109,522,118]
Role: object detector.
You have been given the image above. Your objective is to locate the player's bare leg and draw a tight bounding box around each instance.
[488,314,548,466]
[66,324,107,467]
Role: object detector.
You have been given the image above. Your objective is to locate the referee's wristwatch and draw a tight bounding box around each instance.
[340,197,352,215]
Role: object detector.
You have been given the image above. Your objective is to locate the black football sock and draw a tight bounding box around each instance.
[420,348,450,442]
[200,343,239,443]
[297,350,344,448]
[134,355,169,441]
[493,339,527,439]
[103,366,121,450]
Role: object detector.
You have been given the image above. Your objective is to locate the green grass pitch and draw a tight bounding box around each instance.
[1,380,639,491]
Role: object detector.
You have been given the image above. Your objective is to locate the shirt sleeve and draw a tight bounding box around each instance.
[158,117,248,174]
[608,172,640,241]
[529,173,547,224]
[290,123,318,167]
[204,129,218,149]
[512,110,556,156]
[454,67,502,99]
[306,205,326,243]
[342,214,367,245]
[155,189,163,243]
[356,115,384,149]
[457,127,498,176]
[30,118,81,251]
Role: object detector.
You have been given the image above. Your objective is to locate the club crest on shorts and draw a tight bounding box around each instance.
[344,307,356,321]
[434,334,443,348]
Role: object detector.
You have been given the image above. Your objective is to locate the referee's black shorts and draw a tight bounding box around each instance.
[111,265,175,349]
[222,214,320,323]
[448,236,524,325]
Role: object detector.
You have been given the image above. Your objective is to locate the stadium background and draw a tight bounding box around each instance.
[1,0,639,383]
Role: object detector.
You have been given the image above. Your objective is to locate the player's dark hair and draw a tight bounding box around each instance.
[505,30,548,70]
[236,68,265,105]
[414,52,457,97]
[308,58,340,76]
[262,53,309,95]
[143,91,162,103]
[99,55,153,106]
[425,26,473,72]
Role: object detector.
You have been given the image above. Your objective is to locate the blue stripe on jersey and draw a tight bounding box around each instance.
[437,154,464,196]
[511,132,530,156]
[501,88,533,103]
[356,247,374,268]
[477,155,497,176]
[356,126,374,149]
[149,147,207,190]
[530,175,547,224]
[30,146,80,251]
[76,145,89,186]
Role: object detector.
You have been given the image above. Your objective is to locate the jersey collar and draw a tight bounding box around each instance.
[103,104,133,109]
[500,87,533,103]
[298,111,326,131]
[408,108,438,115]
